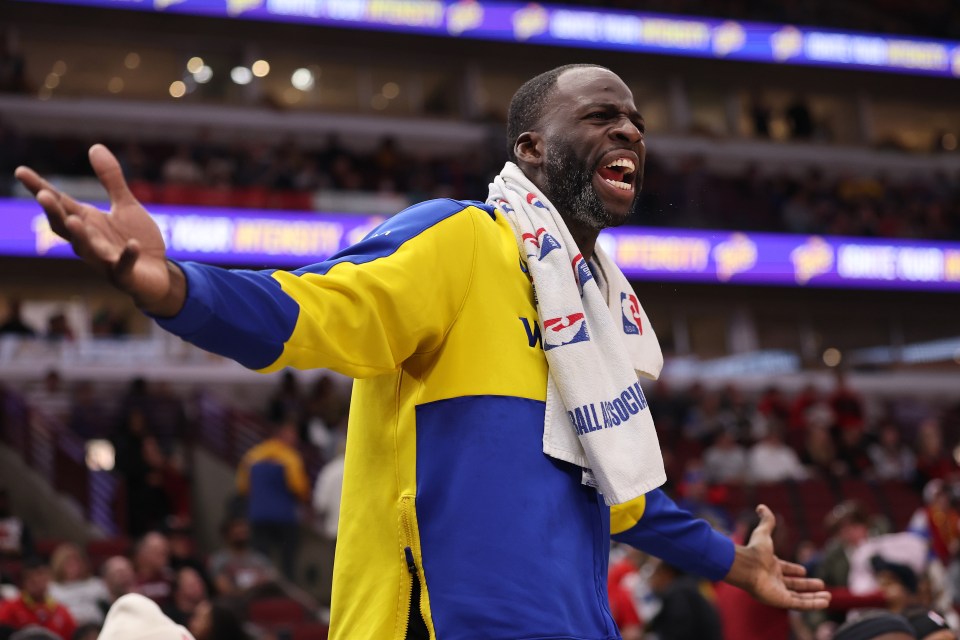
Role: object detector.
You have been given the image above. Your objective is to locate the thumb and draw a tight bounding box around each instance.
[751,504,776,543]
[89,144,136,207]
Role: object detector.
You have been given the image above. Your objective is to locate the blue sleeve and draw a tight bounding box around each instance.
[612,488,735,581]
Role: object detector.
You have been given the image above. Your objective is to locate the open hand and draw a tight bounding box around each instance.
[15,144,184,315]
[727,505,831,610]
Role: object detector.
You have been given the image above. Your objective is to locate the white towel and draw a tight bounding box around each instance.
[487,162,666,505]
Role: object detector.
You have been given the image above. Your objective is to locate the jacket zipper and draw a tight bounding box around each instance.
[404,546,430,640]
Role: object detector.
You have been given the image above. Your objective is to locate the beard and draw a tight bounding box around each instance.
[541,137,639,230]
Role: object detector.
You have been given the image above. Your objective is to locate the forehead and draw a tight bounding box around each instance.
[553,67,636,110]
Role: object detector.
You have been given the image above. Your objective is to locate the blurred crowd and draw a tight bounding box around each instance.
[2,125,958,241]
[1,360,960,638]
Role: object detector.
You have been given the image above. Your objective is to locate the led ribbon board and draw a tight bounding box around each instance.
[4,198,959,291]
[13,0,960,78]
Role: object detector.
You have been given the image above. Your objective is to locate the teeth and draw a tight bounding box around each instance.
[605,157,635,172]
[604,178,632,191]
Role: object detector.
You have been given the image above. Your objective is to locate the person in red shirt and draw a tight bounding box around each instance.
[0,557,77,640]
[607,547,643,640]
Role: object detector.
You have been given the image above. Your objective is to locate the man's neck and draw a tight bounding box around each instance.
[563,218,600,261]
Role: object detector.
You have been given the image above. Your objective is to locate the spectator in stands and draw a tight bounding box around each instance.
[0,557,76,640]
[676,463,732,532]
[0,489,34,559]
[906,610,955,640]
[748,426,808,483]
[313,440,344,605]
[833,612,916,640]
[837,424,874,478]
[98,556,134,618]
[132,532,174,607]
[125,436,180,536]
[70,623,99,640]
[161,567,206,627]
[645,559,722,640]
[702,427,747,484]
[188,600,250,640]
[47,544,108,626]
[164,518,210,592]
[146,383,187,455]
[0,300,35,337]
[98,593,195,640]
[606,547,643,640]
[915,419,958,488]
[236,420,309,581]
[869,421,917,482]
[112,408,149,535]
[207,516,275,599]
[66,382,103,441]
[266,371,303,427]
[786,95,814,140]
[789,383,823,433]
[161,145,203,186]
[829,372,865,430]
[748,94,772,139]
[26,371,70,425]
[43,312,74,342]
[871,555,922,615]
[817,501,872,590]
[909,480,960,565]
[800,423,843,478]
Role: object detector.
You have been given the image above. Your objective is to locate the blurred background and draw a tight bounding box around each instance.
[0,0,959,638]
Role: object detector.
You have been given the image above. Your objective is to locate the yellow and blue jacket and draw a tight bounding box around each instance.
[157,199,735,640]
[236,438,310,524]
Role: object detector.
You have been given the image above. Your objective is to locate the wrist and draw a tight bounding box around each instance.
[725,544,760,592]
[138,261,187,318]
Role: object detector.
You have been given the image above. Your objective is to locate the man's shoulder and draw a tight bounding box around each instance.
[376,198,496,239]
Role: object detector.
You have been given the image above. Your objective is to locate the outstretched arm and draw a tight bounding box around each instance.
[15,145,187,317]
[611,491,830,610]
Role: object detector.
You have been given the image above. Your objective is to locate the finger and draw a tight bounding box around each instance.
[112,239,141,284]
[14,166,60,197]
[64,215,123,265]
[88,144,136,207]
[779,559,808,577]
[783,576,826,592]
[787,592,832,610]
[750,504,776,541]
[36,189,72,238]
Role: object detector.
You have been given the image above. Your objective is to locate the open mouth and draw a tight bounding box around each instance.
[595,157,636,192]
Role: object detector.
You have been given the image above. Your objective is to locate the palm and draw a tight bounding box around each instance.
[15,145,171,306]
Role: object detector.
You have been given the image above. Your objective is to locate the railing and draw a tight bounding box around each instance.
[0,386,126,536]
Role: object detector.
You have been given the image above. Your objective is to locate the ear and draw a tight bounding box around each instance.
[514,131,544,167]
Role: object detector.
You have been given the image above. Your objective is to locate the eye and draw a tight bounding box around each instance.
[588,111,609,120]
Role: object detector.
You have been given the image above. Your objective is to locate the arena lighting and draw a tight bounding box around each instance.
[107,76,124,93]
[15,0,960,79]
[193,65,213,83]
[186,56,204,74]
[822,347,842,367]
[848,337,960,366]
[230,66,253,85]
[168,80,186,97]
[665,351,801,378]
[51,60,67,76]
[124,52,140,69]
[382,82,400,99]
[251,59,270,77]
[291,67,314,91]
[5,197,960,291]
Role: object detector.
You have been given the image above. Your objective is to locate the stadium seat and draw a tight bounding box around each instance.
[248,597,306,628]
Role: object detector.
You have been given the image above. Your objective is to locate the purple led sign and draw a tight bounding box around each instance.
[13,0,960,79]
[4,198,960,291]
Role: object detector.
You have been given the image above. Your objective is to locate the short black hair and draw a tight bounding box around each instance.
[506,64,609,161]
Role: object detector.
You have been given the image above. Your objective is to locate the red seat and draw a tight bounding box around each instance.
[248,597,306,628]
[34,538,64,560]
[291,622,329,640]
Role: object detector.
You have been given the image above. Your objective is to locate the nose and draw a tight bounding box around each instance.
[610,117,642,144]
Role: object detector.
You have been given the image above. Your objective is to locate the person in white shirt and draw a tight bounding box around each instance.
[748,427,808,484]
[312,442,345,607]
[47,543,110,625]
[703,429,748,484]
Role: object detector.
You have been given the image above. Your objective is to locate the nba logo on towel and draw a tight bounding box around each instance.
[522,228,561,260]
[526,193,547,209]
[542,313,590,350]
[496,198,514,213]
[572,253,593,294]
[621,292,643,335]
